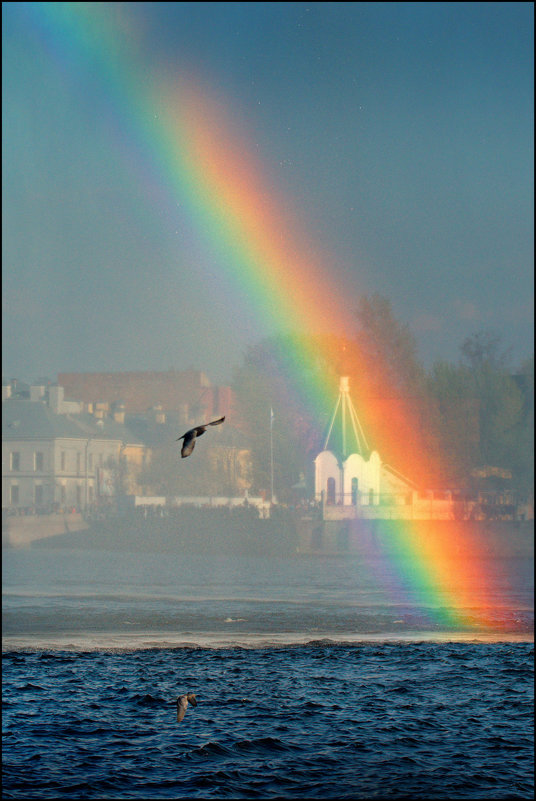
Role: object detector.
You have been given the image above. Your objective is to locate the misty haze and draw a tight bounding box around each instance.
[2,3,533,800]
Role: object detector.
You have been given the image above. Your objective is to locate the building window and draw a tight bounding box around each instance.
[10,452,20,471]
[60,485,66,505]
[76,485,82,508]
[10,485,19,505]
[34,452,44,471]
[35,485,44,505]
[60,452,66,471]
[88,454,93,470]
[76,452,81,474]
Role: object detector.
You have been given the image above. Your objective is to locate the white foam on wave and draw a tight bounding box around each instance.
[2,629,533,652]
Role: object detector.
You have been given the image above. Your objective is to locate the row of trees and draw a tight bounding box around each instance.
[137,294,533,501]
[232,295,533,500]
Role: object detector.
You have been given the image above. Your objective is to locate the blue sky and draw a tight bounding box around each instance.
[2,2,533,384]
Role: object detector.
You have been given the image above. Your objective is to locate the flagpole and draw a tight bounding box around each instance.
[270,407,274,504]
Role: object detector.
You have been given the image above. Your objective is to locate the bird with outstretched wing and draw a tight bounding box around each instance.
[176,416,225,458]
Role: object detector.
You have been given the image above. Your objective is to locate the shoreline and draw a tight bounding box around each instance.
[3,512,534,560]
[2,512,89,549]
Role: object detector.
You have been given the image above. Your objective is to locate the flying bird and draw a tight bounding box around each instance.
[176,692,197,723]
[176,416,225,458]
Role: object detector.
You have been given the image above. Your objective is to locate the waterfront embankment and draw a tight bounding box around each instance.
[2,513,90,549]
[2,506,533,562]
[6,505,297,556]
[296,516,534,559]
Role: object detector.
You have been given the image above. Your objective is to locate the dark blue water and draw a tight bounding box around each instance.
[2,544,533,798]
[2,643,533,799]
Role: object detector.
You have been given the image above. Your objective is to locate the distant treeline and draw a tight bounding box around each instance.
[231,297,533,499]
[141,295,534,501]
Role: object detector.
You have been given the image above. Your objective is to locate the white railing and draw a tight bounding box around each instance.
[316,490,523,521]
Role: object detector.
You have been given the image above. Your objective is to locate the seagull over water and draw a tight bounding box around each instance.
[176,692,197,723]
[176,416,225,458]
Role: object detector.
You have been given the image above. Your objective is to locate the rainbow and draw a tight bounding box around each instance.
[25,3,519,633]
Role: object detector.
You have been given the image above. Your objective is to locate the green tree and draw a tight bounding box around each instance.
[426,361,480,485]
[353,294,443,485]
[354,293,425,395]
[460,331,524,474]
[509,356,534,494]
[460,330,513,372]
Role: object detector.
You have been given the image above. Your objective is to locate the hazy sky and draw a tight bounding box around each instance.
[2,2,533,385]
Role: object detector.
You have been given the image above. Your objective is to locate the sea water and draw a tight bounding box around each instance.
[2,542,534,799]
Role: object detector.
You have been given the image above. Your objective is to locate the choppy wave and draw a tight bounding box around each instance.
[2,642,533,799]
[3,544,533,796]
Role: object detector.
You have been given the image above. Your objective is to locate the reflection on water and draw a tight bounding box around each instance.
[2,537,533,650]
